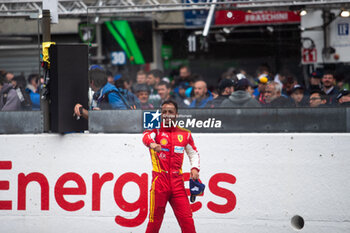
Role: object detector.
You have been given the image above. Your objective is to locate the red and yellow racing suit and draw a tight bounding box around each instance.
[142,125,200,233]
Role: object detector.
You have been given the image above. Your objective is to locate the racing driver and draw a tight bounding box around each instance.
[142,100,200,233]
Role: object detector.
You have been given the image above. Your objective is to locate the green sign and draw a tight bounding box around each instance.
[161,45,173,60]
[78,22,96,44]
[105,20,145,65]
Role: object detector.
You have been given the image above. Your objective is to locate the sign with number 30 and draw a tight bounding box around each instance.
[111,51,126,65]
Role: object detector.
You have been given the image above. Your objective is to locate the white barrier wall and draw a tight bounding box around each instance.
[0,133,349,233]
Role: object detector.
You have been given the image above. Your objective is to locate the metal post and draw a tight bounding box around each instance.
[322,9,331,60]
[152,30,163,70]
[202,0,217,37]
[303,64,310,89]
[42,10,51,42]
[37,10,41,83]
[41,9,51,132]
[95,22,103,63]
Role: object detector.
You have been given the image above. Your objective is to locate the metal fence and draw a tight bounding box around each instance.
[89,107,349,133]
[0,111,43,134]
[1,107,349,134]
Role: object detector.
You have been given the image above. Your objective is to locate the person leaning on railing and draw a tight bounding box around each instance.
[337,89,350,107]
[73,67,131,120]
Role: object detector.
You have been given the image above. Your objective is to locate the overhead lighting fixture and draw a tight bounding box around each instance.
[300,10,307,16]
[223,27,231,34]
[301,38,315,49]
[340,10,350,17]
[266,26,274,33]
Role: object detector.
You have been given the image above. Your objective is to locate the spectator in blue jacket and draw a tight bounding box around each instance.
[25,74,40,110]
[74,68,128,119]
[189,80,213,108]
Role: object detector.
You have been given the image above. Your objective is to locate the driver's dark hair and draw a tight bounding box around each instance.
[161,100,178,113]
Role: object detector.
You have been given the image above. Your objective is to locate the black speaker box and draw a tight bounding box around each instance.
[49,44,89,133]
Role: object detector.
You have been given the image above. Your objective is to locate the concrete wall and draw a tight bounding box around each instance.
[0,133,349,232]
[0,18,80,35]
[0,11,184,35]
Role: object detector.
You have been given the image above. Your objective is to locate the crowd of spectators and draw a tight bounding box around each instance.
[79,64,350,111]
[0,70,40,111]
[2,64,350,113]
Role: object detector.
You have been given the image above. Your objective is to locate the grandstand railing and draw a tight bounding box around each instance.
[1,107,349,134]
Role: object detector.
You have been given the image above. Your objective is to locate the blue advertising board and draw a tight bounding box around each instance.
[338,23,349,36]
[183,0,210,27]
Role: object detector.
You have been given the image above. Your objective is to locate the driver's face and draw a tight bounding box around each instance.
[161,104,177,127]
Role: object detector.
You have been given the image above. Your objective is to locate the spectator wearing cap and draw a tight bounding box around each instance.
[244,78,257,97]
[306,71,322,93]
[337,89,350,107]
[207,79,235,108]
[264,81,294,107]
[290,84,308,107]
[173,82,191,108]
[134,84,154,110]
[309,90,327,107]
[282,75,297,97]
[253,75,269,104]
[189,80,213,108]
[321,71,339,105]
[221,78,261,108]
[147,69,162,107]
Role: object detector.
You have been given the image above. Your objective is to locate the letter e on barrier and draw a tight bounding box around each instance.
[54,172,87,211]
[0,161,12,210]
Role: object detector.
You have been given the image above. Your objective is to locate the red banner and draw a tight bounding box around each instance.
[302,48,317,64]
[215,10,300,26]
